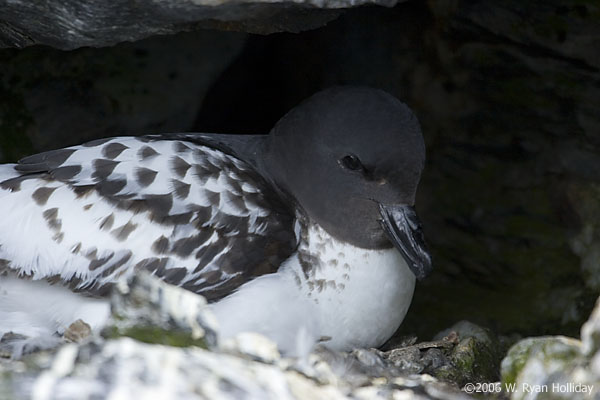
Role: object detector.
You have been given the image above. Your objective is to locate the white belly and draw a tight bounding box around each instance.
[294,245,415,350]
[0,276,110,338]
[211,223,416,354]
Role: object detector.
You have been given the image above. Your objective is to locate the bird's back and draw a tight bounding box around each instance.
[0,136,296,300]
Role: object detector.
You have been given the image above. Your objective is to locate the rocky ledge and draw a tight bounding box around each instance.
[3,272,600,399]
[0,0,402,49]
[0,273,495,400]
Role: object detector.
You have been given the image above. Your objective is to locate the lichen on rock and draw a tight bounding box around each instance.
[103,272,219,349]
[500,295,600,399]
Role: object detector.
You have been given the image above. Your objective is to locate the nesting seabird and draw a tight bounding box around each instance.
[0,86,431,356]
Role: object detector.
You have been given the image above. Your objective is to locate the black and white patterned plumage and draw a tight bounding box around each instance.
[0,135,296,300]
[0,86,432,356]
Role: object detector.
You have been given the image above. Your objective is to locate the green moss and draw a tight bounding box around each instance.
[501,339,536,386]
[501,337,581,386]
[452,338,476,367]
[0,372,18,400]
[104,326,207,349]
[111,313,126,321]
[432,365,462,385]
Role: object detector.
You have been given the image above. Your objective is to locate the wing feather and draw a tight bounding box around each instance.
[0,136,297,301]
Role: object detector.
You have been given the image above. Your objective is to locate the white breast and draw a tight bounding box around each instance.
[211,222,416,354]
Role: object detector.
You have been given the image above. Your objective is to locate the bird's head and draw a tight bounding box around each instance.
[263,87,432,280]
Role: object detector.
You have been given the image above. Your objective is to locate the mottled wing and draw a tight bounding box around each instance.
[0,136,297,300]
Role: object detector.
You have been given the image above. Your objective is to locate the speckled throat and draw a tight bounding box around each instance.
[287,221,417,349]
[211,219,417,353]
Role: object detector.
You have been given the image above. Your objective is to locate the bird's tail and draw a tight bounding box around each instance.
[0,164,20,184]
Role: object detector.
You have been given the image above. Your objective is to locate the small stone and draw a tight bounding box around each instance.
[63,319,92,343]
[0,332,28,358]
[380,334,418,350]
[433,321,503,386]
[421,348,448,371]
[386,346,424,374]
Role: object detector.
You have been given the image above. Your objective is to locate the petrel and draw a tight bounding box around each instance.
[0,87,431,356]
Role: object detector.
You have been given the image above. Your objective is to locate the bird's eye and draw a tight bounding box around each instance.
[339,154,364,171]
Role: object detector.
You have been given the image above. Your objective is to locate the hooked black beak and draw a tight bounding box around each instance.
[378,203,432,280]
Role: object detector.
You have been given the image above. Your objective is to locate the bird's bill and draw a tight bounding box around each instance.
[378,203,432,280]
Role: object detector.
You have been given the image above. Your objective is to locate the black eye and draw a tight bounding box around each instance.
[339,154,364,171]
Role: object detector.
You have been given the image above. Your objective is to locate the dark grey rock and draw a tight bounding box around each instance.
[0,0,400,50]
[0,29,245,161]
[440,1,600,70]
